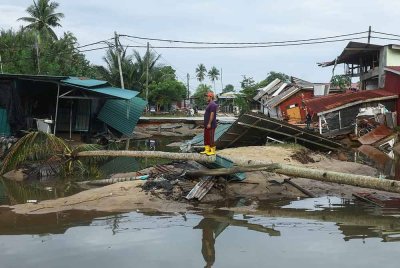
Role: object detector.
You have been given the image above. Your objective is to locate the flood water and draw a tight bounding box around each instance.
[1,196,400,268]
[0,135,186,206]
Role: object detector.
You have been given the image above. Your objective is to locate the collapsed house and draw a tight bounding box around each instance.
[0,74,147,141]
[253,77,329,124]
[183,112,343,151]
[304,89,398,137]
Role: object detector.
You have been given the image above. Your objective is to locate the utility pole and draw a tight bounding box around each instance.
[35,34,40,74]
[146,42,150,102]
[114,31,124,89]
[186,73,190,108]
[368,26,371,44]
[220,68,223,94]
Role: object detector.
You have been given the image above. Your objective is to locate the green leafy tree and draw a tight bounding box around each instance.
[95,48,161,93]
[193,84,212,108]
[222,84,234,93]
[148,80,187,111]
[195,63,207,82]
[208,66,220,91]
[0,28,94,76]
[18,0,64,40]
[257,71,290,88]
[330,75,351,89]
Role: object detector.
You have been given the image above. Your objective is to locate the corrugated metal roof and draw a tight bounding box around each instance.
[83,87,139,100]
[62,77,108,88]
[319,42,383,67]
[305,89,398,114]
[291,76,314,88]
[98,97,147,136]
[186,123,232,146]
[216,112,343,151]
[62,78,139,100]
[265,86,300,108]
[0,73,67,81]
[100,157,139,175]
[0,108,10,136]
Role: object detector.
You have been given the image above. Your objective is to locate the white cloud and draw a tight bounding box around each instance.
[1,0,399,89]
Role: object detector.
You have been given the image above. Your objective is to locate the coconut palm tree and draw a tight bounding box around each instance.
[195,63,207,82]
[18,0,64,40]
[208,66,220,91]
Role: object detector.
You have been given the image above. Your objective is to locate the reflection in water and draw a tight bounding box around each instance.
[2,197,400,267]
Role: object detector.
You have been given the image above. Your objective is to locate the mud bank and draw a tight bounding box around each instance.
[4,145,400,215]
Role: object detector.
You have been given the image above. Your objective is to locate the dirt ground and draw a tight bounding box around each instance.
[4,145,400,215]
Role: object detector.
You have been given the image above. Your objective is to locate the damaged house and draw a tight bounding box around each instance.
[0,74,147,141]
[253,77,329,124]
[311,42,400,136]
[304,89,398,136]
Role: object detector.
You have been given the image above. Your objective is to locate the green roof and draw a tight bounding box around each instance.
[188,123,232,146]
[98,97,147,136]
[0,108,10,136]
[83,87,139,100]
[62,77,109,88]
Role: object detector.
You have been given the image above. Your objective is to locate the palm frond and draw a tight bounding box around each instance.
[0,131,70,175]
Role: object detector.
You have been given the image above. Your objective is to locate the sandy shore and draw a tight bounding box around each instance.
[3,145,399,215]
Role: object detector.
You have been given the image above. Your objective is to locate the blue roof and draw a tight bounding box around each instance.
[84,87,139,100]
[62,77,109,88]
[61,78,140,100]
[98,97,148,136]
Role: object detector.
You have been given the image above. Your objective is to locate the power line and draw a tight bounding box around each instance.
[371,31,400,38]
[123,36,366,49]
[76,38,114,49]
[120,31,367,45]
[370,36,400,42]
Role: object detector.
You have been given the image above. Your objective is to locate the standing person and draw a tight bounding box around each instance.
[200,92,218,156]
[306,111,312,129]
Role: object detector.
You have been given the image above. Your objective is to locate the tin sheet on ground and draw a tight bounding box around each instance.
[215,112,343,151]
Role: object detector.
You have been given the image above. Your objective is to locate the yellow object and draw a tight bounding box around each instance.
[206,146,216,156]
[200,145,210,154]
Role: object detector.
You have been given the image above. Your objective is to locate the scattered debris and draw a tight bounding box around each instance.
[185,176,215,200]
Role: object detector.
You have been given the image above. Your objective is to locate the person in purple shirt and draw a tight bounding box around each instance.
[200,92,218,156]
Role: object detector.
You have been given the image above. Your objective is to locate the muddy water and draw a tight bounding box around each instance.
[1,196,400,268]
[0,136,188,206]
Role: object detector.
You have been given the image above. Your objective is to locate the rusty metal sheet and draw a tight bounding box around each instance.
[357,145,392,170]
[353,192,400,208]
[305,89,397,115]
[358,125,392,145]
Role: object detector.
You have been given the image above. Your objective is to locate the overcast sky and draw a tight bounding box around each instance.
[1,0,399,93]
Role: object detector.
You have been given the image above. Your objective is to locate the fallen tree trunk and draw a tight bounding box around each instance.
[78,175,149,186]
[74,150,400,194]
[74,150,215,163]
[188,160,400,194]
[185,163,281,177]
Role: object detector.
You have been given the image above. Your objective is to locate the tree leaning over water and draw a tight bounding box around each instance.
[18,0,64,40]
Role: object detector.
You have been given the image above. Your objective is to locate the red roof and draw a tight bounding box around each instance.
[304,89,398,114]
[385,66,400,75]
